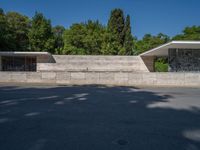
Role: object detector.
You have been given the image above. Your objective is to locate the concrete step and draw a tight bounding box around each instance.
[38,55,148,72]
[48,62,141,66]
[38,64,143,72]
[53,55,141,63]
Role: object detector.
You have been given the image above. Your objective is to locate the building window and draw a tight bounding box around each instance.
[2,56,36,72]
[168,49,200,72]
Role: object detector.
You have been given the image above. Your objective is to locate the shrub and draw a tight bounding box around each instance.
[155,58,168,72]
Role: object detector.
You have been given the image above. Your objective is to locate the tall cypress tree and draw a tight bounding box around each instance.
[0,8,3,14]
[53,25,65,53]
[123,15,134,55]
[107,9,125,46]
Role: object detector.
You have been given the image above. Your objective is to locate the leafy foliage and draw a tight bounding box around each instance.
[28,12,55,53]
[0,7,200,55]
[155,58,168,72]
[53,25,65,54]
[123,15,134,55]
[6,12,30,51]
[173,26,200,40]
[63,21,105,55]
[0,9,10,51]
[101,31,121,55]
[134,33,170,55]
[108,9,125,47]
[63,23,87,55]
[107,9,134,55]
[0,10,30,51]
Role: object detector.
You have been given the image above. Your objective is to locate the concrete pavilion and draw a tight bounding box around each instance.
[0,52,53,72]
[0,41,200,72]
[140,41,200,72]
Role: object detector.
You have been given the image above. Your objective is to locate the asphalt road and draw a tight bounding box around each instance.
[0,84,200,150]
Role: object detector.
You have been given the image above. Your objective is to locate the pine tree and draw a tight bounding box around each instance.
[123,15,134,55]
[107,9,125,47]
[53,25,65,54]
[0,8,3,15]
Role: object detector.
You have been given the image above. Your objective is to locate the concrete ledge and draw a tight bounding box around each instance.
[71,72,85,80]
[1,71,200,87]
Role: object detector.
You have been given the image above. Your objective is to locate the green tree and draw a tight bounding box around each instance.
[63,21,105,55]
[28,12,55,53]
[173,26,200,40]
[84,20,105,55]
[0,8,15,51]
[120,15,134,55]
[107,9,125,50]
[53,25,65,54]
[155,57,168,72]
[6,12,30,51]
[63,23,87,55]
[0,8,3,14]
[101,31,121,55]
[134,33,170,54]
[0,8,9,50]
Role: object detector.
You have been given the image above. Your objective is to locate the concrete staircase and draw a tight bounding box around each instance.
[37,55,148,72]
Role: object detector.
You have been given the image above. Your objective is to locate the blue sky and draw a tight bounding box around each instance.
[1,0,200,39]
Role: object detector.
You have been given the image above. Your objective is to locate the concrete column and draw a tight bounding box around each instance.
[140,56,156,72]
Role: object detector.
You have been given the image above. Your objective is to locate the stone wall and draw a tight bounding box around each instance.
[1,55,200,87]
[37,55,150,72]
[0,71,200,87]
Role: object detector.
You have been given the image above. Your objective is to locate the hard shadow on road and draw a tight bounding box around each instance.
[0,85,200,150]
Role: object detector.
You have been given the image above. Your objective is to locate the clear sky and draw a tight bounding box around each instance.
[1,0,200,39]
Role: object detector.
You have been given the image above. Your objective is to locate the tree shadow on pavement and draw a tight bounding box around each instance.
[0,85,200,150]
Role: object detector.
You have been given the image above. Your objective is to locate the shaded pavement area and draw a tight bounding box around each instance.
[0,84,200,150]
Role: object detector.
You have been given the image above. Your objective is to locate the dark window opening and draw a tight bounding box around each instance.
[2,56,36,72]
[168,49,200,72]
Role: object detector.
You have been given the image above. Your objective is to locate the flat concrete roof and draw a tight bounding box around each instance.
[0,51,50,56]
[140,41,200,57]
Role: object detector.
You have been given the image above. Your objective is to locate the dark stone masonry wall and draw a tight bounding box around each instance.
[169,49,200,72]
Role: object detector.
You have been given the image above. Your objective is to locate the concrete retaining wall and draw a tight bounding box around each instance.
[0,71,200,87]
[1,55,200,87]
[37,55,149,72]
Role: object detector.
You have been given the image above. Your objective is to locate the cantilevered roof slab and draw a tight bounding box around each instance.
[0,51,50,56]
[140,41,200,57]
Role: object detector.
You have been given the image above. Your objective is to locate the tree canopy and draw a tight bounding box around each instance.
[0,8,199,55]
[62,20,105,55]
[0,8,10,51]
[108,9,125,47]
[28,12,55,53]
[173,26,200,41]
[134,33,170,55]
[6,12,30,51]
[123,15,134,55]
